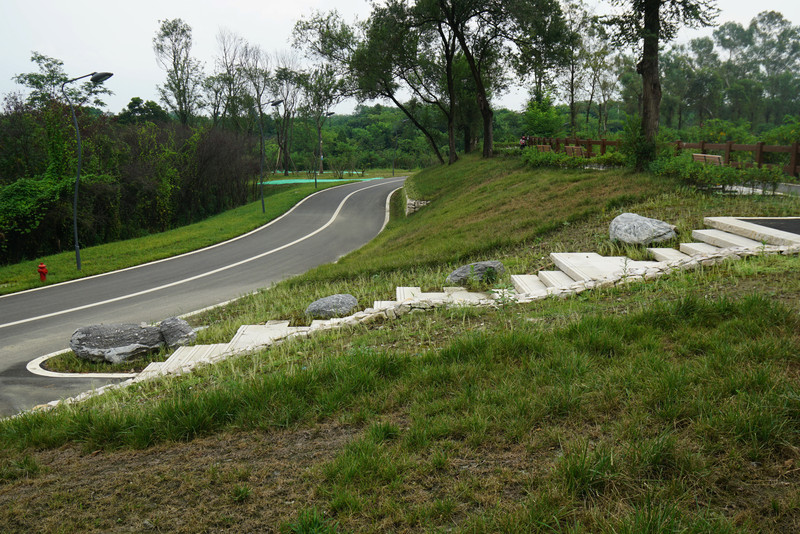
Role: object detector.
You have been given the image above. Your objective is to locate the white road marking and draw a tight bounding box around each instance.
[1,179,403,330]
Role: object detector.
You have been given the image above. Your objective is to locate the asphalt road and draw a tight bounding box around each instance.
[0,177,405,417]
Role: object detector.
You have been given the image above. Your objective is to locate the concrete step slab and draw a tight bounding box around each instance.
[226,321,293,353]
[551,253,660,281]
[692,229,763,249]
[648,247,690,262]
[163,345,198,370]
[538,270,576,288]
[704,216,800,246]
[680,242,721,256]
[372,301,395,310]
[187,344,229,365]
[511,274,547,294]
[443,287,466,295]
[135,362,164,381]
[417,292,447,301]
[445,290,492,304]
[396,287,421,301]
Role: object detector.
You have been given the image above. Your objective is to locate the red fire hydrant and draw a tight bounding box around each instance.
[37,262,48,282]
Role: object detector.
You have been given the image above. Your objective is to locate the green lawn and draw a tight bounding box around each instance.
[1,154,799,532]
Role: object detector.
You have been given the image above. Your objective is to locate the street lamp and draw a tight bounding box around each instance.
[393,118,409,177]
[315,111,335,189]
[254,105,267,214]
[61,71,113,271]
[271,99,283,175]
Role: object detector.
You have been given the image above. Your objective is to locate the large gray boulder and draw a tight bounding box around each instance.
[305,294,359,319]
[609,213,676,245]
[446,261,505,285]
[160,316,196,348]
[70,323,165,364]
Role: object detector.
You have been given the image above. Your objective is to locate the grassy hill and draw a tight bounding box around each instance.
[1,154,800,532]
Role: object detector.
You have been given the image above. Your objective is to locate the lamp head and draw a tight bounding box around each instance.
[270,99,283,107]
[90,72,114,84]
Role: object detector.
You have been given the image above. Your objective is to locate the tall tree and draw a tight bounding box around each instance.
[300,65,346,173]
[241,43,271,205]
[213,29,249,131]
[438,0,568,157]
[294,9,447,164]
[153,18,205,126]
[269,52,303,175]
[605,0,717,167]
[748,11,800,123]
[13,51,112,109]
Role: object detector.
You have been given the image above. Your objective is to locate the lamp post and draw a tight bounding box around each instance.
[315,111,335,189]
[271,99,283,175]
[393,118,409,177]
[253,105,267,213]
[61,71,113,271]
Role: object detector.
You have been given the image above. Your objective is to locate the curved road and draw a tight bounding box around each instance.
[0,177,405,417]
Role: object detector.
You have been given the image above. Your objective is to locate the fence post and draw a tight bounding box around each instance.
[756,141,764,168]
[790,142,799,177]
[699,140,706,154]
[585,139,593,157]
[724,141,733,165]
[601,138,607,155]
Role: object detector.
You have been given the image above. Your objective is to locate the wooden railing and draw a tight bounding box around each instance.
[674,140,800,177]
[523,136,800,177]
[525,137,620,157]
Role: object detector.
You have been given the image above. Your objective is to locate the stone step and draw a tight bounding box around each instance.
[162,344,229,373]
[692,229,763,249]
[537,270,576,288]
[134,362,164,381]
[443,286,466,294]
[225,321,293,353]
[680,242,721,256]
[551,252,622,281]
[551,253,661,281]
[704,216,800,246]
[511,274,547,294]
[416,291,447,301]
[396,287,421,301]
[372,301,395,310]
[647,247,690,262]
[443,289,491,304]
[196,344,233,364]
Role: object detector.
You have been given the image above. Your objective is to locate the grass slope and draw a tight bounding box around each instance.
[1,154,799,532]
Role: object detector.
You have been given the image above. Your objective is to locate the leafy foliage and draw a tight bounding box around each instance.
[649,152,787,190]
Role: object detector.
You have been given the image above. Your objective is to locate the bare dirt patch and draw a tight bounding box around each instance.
[0,421,360,533]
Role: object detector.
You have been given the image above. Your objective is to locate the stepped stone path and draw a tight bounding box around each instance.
[26,216,800,413]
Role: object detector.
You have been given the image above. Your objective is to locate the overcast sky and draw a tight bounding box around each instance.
[1,0,799,115]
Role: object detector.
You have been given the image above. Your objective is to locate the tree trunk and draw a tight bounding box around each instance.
[568,58,577,136]
[451,26,493,157]
[636,0,662,168]
[389,94,445,165]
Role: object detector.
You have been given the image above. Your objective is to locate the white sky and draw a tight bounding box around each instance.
[1,0,799,114]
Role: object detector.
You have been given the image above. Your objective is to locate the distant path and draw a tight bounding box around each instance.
[0,178,405,417]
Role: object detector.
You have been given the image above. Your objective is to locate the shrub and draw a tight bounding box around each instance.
[521,147,626,170]
[650,153,788,191]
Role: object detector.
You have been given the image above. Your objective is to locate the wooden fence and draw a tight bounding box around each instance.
[524,136,800,177]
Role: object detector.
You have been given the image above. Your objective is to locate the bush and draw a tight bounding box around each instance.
[650,153,788,191]
[521,148,626,170]
[619,114,654,170]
